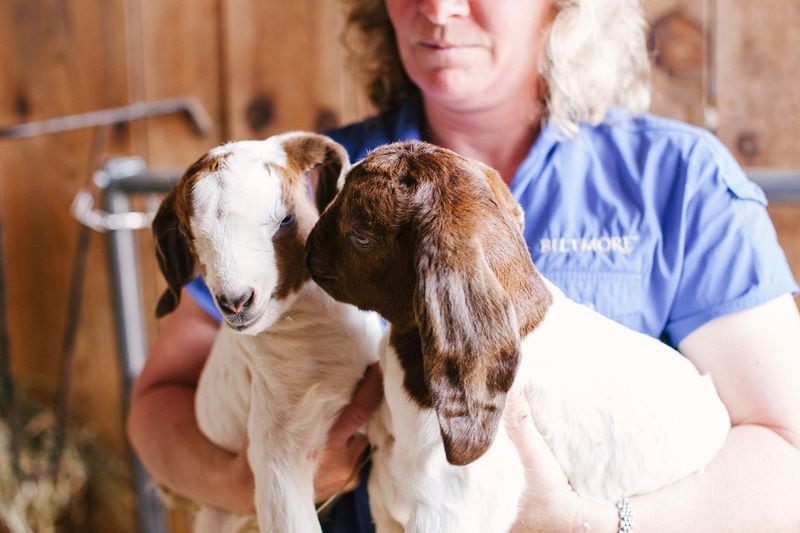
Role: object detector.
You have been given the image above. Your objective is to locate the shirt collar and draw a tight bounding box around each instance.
[509,117,561,195]
[391,94,563,194]
[392,92,424,142]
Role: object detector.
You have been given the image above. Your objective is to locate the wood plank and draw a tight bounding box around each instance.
[310,1,374,129]
[715,0,800,167]
[644,0,714,127]
[219,0,370,140]
[645,0,800,170]
[138,0,223,164]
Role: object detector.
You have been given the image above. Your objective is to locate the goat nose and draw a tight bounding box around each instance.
[306,231,323,253]
[216,289,255,315]
[305,233,325,268]
[306,250,319,273]
[306,246,329,276]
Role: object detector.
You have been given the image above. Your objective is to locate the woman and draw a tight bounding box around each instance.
[128,0,800,531]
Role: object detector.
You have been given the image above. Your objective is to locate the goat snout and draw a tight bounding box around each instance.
[306,254,335,283]
[305,229,323,255]
[305,232,333,280]
[216,289,255,316]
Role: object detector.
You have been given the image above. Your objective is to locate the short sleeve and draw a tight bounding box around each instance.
[185,276,222,322]
[664,135,799,344]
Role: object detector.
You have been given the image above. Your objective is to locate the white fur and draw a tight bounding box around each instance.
[369,279,730,532]
[187,136,382,532]
[191,138,291,334]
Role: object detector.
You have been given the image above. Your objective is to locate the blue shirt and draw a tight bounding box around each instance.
[187,97,798,532]
[326,96,798,346]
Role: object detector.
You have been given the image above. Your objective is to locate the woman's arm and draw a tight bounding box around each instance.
[506,294,800,532]
[126,290,257,513]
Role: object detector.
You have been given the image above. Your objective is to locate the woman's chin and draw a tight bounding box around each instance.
[418,70,494,107]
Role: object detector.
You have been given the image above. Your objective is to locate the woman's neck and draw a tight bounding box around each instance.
[421,96,544,184]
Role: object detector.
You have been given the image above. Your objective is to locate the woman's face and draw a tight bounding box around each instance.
[385,0,554,109]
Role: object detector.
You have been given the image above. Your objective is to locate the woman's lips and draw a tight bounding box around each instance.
[421,40,454,49]
[419,40,477,50]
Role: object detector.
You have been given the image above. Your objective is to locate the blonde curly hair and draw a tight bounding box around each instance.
[341,0,651,137]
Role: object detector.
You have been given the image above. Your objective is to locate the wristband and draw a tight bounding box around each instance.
[616,497,632,533]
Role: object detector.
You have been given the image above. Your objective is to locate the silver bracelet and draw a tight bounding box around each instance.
[616,497,633,533]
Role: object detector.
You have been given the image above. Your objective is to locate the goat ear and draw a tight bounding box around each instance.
[478,162,525,231]
[414,223,521,466]
[152,189,196,318]
[474,160,553,338]
[280,132,350,213]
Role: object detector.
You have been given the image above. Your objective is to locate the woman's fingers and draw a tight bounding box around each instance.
[504,388,570,484]
[329,362,383,441]
[504,388,543,467]
[314,363,383,500]
[504,388,583,532]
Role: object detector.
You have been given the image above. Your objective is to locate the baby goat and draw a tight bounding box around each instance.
[152,132,381,532]
[306,141,730,533]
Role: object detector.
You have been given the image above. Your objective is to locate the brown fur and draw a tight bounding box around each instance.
[282,132,349,212]
[274,229,309,299]
[153,152,225,317]
[306,141,552,465]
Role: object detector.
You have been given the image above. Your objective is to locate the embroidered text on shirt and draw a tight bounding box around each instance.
[539,235,639,255]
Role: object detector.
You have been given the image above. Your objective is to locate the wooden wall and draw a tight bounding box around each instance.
[1,2,137,529]
[0,0,797,531]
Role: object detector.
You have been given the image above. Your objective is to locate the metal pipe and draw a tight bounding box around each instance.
[0,97,213,139]
[103,184,167,533]
[746,168,800,203]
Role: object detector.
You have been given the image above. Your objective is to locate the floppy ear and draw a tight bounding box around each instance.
[413,211,521,466]
[473,160,555,336]
[152,189,196,318]
[477,162,525,231]
[280,133,350,213]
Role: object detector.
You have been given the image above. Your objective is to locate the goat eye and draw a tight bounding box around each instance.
[349,232,371,248]
[279,213,295,227]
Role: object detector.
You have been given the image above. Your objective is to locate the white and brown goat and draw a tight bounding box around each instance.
[152,132,381,532]
[305,141,731,533]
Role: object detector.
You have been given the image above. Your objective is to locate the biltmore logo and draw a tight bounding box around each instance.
[539,234,639,255]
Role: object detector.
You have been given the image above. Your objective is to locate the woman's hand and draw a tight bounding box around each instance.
[221,435,257,515]
[313,362,384,501]
[503,388,586,532]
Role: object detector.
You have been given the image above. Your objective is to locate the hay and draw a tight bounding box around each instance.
[0,403,87,533]
[156,485,259,532]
